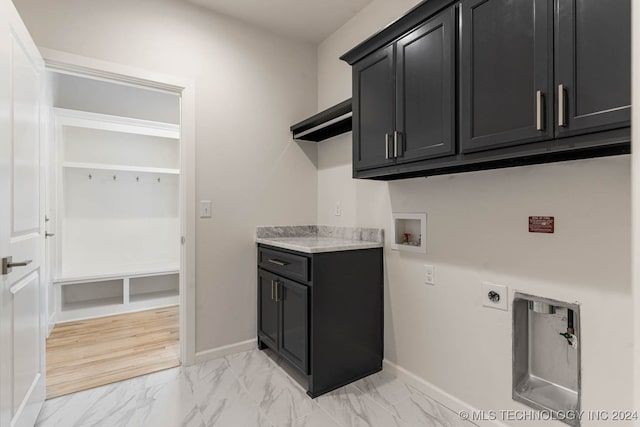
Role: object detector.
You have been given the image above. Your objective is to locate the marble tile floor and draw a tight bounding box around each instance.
[36,348,478,427]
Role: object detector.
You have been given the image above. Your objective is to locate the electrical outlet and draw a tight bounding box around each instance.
[334,202,342,216]
[424,264,435,285]
[482,282,508,311]
[199,200,212,218]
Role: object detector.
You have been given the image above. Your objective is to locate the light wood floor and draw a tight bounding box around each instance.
[46,306,180,399]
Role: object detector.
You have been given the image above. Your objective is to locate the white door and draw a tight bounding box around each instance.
[0,1,46,426]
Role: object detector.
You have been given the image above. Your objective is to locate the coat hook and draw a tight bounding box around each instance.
[113,175,117,181]
[136,176,140,182]
[88,174,92,180]
[157,178,161,183]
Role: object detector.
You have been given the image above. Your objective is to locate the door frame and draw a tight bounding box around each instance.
[39,47,197,365]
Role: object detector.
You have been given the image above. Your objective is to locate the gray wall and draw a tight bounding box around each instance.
[317,1,633,425]
[14,0,319,354]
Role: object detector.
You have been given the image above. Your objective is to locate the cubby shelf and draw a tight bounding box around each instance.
[62,161,180,175]
[54,108,180,139]
[53,107,181,323]
[54,266,180,286]
[55,271,180,322]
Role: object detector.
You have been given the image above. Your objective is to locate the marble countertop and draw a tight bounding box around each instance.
[256,225,384,254]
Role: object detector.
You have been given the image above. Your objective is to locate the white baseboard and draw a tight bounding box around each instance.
[383,359,510,427]
[194,338,257,364]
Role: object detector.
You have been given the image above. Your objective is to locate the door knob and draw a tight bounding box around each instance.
[2,257,33,275]
[45,233,55,238]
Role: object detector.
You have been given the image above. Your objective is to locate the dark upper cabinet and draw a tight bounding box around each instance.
[258,269,278,349]
[555,0,631,137]
[278,279,308,373]
[396,7,455,163]
[353,6,455,171]
[353,46,395,170]
[460,0,553,153]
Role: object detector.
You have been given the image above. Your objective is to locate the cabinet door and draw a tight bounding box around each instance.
[396,6,455,163]
[278,279,309,373]
[353,45,395,170]
[460,0,553,153]
[258,270,278,349]
[555,0,630,137]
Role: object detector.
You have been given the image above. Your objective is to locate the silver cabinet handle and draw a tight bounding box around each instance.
[268,259,289,267]
[271,280,275,300]
[558,84,566,127]
[393,131,398,158]
[2,257,32,275]
[536,90,544,131]
[274,281,280,302]
[385,134,390,160]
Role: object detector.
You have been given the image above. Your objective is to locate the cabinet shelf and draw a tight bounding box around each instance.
[62,161,179,175]
[291,99,352,142]
[130,289,179,303]
[55,266,179,286]
[62,296,123,312]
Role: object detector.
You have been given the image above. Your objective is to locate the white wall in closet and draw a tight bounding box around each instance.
[51,74,181,279]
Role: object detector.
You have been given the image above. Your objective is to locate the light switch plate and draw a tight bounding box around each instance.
[199,200,212,218]
[334,202,342,216]
[482,282,508,311]
[424,264,435,285]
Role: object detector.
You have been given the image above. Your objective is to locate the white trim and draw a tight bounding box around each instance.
[382,359,509,427]
[47,311,56,337]
[10,272,39,295]
[39,48,186,93]
[9,373,41,427]
[54,107,180,139]
[194,339,257,364]
[62,162,180,175]
[55,267,179,285]
[56,300,179,323]
[391,212,427,253]
[40,47,197,366]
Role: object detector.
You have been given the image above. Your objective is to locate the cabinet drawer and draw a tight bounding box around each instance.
[258,247,309,283]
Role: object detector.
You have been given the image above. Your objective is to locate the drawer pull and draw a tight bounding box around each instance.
[268,259,289,267]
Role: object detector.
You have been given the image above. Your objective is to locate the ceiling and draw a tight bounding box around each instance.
[186,0,373,43]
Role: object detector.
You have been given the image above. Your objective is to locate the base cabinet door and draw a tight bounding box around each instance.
[555,0,631,137]
[258,270,279,349]
[278,279,309,373]
[460,0,553,153]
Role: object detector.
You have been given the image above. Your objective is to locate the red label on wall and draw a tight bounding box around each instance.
[529,216,555,233]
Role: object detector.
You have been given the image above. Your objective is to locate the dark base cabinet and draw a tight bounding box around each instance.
[257,244,383,398]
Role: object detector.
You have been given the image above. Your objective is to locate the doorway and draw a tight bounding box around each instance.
[43,70,183,398]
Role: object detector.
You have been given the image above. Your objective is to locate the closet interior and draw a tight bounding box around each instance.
[44,71,182,397]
